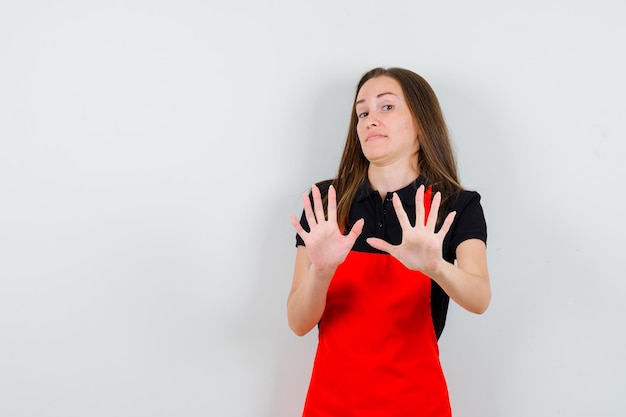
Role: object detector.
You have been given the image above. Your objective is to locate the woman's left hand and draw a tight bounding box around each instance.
[366,185,456,277]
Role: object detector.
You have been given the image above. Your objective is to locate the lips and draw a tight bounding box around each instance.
[366,132,386,141]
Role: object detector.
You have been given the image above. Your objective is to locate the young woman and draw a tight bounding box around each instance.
[288,67,491,416]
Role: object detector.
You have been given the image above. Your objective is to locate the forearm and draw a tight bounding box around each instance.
[287,185,364,335]
[429,261,491,314]
[287,265,335,336]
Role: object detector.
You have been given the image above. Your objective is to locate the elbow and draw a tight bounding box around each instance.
[471,290,492,315]
[287,297,319,336]
[288,319,312,337]
[472,303,489,315]
[287,305,313,336]
[290,327,309,337]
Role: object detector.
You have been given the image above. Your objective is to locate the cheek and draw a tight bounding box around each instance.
[356,122,366,142]
[402,119,419,141]
[400,118,415,134]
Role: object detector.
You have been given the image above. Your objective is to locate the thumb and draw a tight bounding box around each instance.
[347,218,365,238]
[366,237,394,254]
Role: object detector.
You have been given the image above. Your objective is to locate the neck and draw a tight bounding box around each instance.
[367,162,419,199]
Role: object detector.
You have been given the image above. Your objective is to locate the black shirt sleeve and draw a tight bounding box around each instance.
[295,180,333,247]
[295,209,307,247]
[442,190,487,263]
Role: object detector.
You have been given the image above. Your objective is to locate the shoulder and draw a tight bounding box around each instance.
[315,179,334,192]
[309,179,335,198]
[448,189,483,213]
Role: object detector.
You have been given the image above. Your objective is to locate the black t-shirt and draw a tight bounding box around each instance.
[295,177,487,338]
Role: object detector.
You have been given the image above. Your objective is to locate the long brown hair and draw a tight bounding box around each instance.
[332,67,462,229]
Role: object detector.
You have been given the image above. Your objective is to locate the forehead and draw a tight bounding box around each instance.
[356,76,404,102]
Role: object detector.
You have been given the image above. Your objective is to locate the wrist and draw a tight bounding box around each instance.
[311,263,337,281]
[424,259,449,282]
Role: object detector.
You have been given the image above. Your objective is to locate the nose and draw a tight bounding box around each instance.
[366,114,379,128]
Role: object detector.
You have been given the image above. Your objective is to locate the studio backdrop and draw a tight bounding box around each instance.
[1,1,624,416]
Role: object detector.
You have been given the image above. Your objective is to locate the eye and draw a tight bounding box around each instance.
[382,104,394,111]
[357,111,368,119]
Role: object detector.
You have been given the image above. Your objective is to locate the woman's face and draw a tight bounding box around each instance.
[355,76,419,168]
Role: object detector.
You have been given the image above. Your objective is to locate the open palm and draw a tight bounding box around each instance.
[291,184,364,272]
[367,185,456,276]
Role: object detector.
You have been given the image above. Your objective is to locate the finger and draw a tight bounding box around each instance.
[426,191,442,230]
[311,184,326,223]
[414,185,426,226]
[436,211,456,239]
[366,237,395,255]
[327,185,337,223]
[346,218,364,242]
[290,214,308,238]
[392,193,412,229]
[302,191,317,228]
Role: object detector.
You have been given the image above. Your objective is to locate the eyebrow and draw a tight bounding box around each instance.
[355,92,397,106]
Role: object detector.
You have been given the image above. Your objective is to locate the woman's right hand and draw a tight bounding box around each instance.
[290,184,364,274]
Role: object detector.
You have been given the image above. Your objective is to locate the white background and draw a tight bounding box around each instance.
[1,1,624,416]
